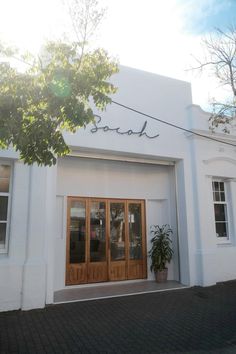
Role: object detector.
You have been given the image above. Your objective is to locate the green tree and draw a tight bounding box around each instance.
[194,26,236,133]
[0,1,118,166]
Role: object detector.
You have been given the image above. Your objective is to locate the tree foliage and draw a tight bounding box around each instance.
[195,26,236,133]
[0,0,118,165]
[65,0,106,47]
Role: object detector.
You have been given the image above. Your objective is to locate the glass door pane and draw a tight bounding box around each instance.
[90,201,106,262]
[0,223,6,247]
[69,200,86,263]
[110,203,125,261]
[129,203,142,260]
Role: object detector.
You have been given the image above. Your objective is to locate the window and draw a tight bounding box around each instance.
[0,163,11,252]
[212,180,229,240]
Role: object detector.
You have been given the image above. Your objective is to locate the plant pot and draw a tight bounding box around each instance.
[155,269,168,282]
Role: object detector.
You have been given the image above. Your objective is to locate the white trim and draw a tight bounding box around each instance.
[68,148,175,166]
[203,157,236,166]
[212,179,230,243]
[0,160,13,254]
[185,129,236,144]
[216,239,232,245]
[186,104,211,116]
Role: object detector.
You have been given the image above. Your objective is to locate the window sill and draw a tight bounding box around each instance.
[216,239,232,246]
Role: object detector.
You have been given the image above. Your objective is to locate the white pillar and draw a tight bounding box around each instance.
[45,164,57,305]
[21,165,48,310]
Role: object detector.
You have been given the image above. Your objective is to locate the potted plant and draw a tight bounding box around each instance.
[149,224,173,282]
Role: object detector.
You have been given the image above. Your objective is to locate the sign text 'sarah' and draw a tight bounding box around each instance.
[90,115,160,139]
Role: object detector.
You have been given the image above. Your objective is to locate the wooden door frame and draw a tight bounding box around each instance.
[108,199,127,281]
[126,200,147,280]
[66,197,88,285]
[87,198,108,283]
[66,196,147,285]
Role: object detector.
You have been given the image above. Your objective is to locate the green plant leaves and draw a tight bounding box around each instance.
[149,224,173,272]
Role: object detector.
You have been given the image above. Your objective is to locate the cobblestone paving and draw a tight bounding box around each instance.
[1,281,236,353]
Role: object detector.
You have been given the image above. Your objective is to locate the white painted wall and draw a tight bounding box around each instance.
[0,160,29,311]
[187,105,236,286]
[0,159,57,311]
[63,66,192,160]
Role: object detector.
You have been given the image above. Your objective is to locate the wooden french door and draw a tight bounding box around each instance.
[66,197,146,285]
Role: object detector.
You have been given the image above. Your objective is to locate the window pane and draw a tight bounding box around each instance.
[213,181,219,191]
[110,203,125,261]
[69,201,86,263]
[219,182,224,192]
[0,196,8,221]
[214,191,220,202]
[0,178,9,193]
[214,204,227,222]
[129,203,142,260]
[0,165,10,178]
[0,223,6,248]
[90,201,106,262]
[220,192,225,202]
[215,222,228,238]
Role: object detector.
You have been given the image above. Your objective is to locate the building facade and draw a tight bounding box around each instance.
[0,66,236,311]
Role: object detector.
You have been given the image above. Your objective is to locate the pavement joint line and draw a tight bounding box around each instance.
[53,285,190,305]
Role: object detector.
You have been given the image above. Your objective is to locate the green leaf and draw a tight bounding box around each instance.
[0,40,118,165]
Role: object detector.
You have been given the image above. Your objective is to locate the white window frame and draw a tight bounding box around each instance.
[212,179,230,243]
[0,161,12,254]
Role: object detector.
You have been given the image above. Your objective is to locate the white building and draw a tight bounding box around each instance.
[0,66,236,312]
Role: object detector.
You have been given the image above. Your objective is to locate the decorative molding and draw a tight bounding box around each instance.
[67,145,176,166]
[203,157,236,166]
[185,129,236,144]
[186,104,211,117]
[68,150,175,166]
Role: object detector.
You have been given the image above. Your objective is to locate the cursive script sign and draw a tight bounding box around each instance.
[90,115,160,139]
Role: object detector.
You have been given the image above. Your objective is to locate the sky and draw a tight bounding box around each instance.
[0,0,236,110]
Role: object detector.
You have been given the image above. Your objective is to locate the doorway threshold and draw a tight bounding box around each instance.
[54,280,187,304]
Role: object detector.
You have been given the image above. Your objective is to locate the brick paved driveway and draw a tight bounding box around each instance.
[1,281,236,353]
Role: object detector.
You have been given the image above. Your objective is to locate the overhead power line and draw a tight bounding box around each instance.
[111,100,236,148]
